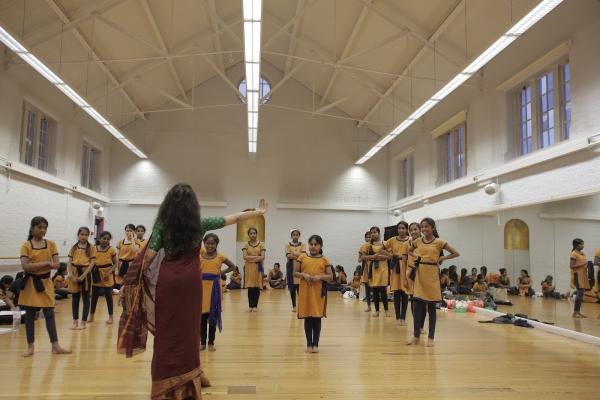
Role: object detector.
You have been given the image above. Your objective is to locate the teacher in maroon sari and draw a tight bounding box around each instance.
[118,183,267,399]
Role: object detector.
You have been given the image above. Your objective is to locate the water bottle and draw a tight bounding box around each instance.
[13,307,21,332]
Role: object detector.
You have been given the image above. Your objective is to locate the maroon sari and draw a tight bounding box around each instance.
[118,244,208,399]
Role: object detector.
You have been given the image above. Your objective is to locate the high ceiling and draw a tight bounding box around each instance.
[0,0,542,137]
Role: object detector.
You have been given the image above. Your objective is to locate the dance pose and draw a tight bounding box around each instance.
[285,229,305,312]
[359,230,372,312]
[570,238,590,318]
[360,227,391,318]
[67,227,96,330]
[89,231,117,324]
[243,227,266,312]
[115,224,139,289]
[294,235,333,353]
[18,217,70,357]
[385,221,410,325]
[407,218,459,347]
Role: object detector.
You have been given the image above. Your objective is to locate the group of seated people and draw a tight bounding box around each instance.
[259,263,354,292]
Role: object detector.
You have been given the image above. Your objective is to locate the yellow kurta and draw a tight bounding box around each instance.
[406,238,420,295]
[285,241,305,285]
[115,239,139,285]
[200,252,227,314]
[570,250,590,290]
[412,237,446,302]
[385,236,409,292]
[18,240,58,308]
[359,243,369,284]
[297,254,331,318]
[360,243,389,288]
[243,242,265,288]
[68,244,97,293]
[94,246,116,287]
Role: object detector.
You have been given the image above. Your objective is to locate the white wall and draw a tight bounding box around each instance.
[0,49,112,265]
[105,62,390,270]
[383,4,600,292]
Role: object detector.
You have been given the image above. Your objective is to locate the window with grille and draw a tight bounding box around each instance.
[81,142,101,192]
[20,101,57,174]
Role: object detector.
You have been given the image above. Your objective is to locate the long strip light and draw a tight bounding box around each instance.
[356,0,563,165]
[242,0,262,153]
[0,25,147,159]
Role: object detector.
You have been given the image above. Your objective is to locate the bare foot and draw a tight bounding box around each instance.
[311,347,319,353]
[426,339,435,347]
[364,307,371,312]
[384,311,391,318]
[200,345,206,351]
[70,322,79,330]
[253,308,258,313]
[51,343,71,355]
[572,312,587,318]
[80,322,87,330]
[397,319,406,326]
[22,345,34,357]
[87,315,95,323]
[208,345,216,352]
[200,370,211,387]
[305,347,312,353]
[292,307,296,312]
[372,312,379,318]
[421,328,426,335]
[406,337,419,346]
[106,318,113,325]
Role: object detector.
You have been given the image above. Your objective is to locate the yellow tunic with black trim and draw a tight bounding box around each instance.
[285,241,306,285]
[385,236,410,292]
[412,237,446,302]
[360,242,389,288]
[359,243,369,284]
[243,241,265,288]
[199,252,228,314]
[94,246,116,287]
[297,254,330,318]
[115,239,139,285]
[68,244,97,293]
[19,240,58,308]
[570,250,590,290]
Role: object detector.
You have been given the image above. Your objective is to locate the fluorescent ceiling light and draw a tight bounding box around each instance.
[244,22,261,63]
[248,141,257,153]
[248,128,257,142]
[0,24,146,159]
[243,0,262,21]
[245,62,259,91]
[247,91,259,112]
[355,0,563,165]
[248,112,258,129]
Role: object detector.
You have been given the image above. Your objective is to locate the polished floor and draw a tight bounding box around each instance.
[1,289,600,399]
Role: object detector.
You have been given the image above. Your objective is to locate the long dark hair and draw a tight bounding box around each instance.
[572,238,584,251]
[396,221,409,236]
[27,216,48,240]
[420,217,439,238]
[369,226,380,244]
[156,183,203,257]
[308,234,323,255]
[71,227,91,258]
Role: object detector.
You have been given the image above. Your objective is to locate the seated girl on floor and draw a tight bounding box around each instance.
[518,269,533,296]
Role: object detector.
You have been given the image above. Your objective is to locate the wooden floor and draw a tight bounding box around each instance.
[2,289,600,399]
[498,295,600,337]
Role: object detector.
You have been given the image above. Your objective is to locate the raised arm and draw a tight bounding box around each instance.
[221,258,237,274]
[223,199,268,227]
[439,243,460,264]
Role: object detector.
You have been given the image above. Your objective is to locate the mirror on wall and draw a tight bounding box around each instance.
[435,194,600,337]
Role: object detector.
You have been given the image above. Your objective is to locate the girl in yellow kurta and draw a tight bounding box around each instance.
[68,227,96,330]
[89,231,117,325]
[136,224,148,247]
[199,233,236,351]
[115,224,140,289]
[407,218,459,347]
[285,229,306,312]
[359,231,372,312]
[294,235,333,354]
[385,221,410,325]
[19,216,71,357]
[570,238,590,318]
[243,227,266,312]
[359,227,391,318]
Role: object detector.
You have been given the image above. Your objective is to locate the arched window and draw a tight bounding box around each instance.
[238,76,271,103]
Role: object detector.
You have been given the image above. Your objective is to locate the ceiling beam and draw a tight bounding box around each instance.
[204,0,226,72]
[338,31,405,65]
[202,56,245,99]
[266,60,305,99]
[284,0,306,75]
[320,3,370,105]
[358,0,465,128]
[197,0,242,46]
[87,18,242,105]
[315,96,348,114]
[43,0,146,120]
[139,0,188,101]
[27,0,128,48]
[263,0,318,51]
[136,79,191,109]
[356,0,463,68]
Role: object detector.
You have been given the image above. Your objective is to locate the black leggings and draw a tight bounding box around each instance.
[372,286,388,312]
[200,313,216,345]
[248,287,260,308]
[413,299,437,339]
[24,307,58,345]
[303,317,322,347]
[393,290,409,320]
[364,283,371,306]
[410,296,425,329]
[71,292,90,321]
[90,286,114,316]
[289,284,299,307]
[574,288,584,312]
